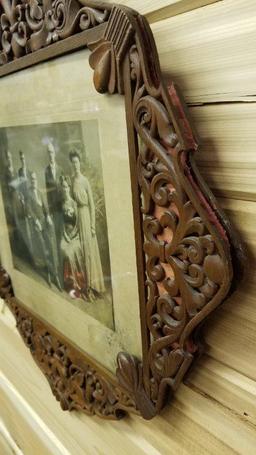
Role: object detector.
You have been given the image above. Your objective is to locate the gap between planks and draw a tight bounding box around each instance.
[0,419,24,455]
[187,98,256,108]
[185,379,256,430]
[146,0,223,24]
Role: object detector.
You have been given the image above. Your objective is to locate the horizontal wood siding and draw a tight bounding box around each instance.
[1,0,255,453]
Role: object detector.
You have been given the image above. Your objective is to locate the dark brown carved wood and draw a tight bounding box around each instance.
[0,0,111,65]
[0,268,143,419]
[0,0,243,419]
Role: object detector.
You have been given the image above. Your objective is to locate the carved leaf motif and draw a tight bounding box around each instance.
[116,352,156,420]
[116,352,141,394]
[0,0,110,64]
[79,6,108,30]
[89,41,114,93]
[203,254,225,285]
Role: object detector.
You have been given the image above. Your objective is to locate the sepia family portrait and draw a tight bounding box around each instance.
[0,120,114,329]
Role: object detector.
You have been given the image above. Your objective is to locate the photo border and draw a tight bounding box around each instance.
[0,119,116,331]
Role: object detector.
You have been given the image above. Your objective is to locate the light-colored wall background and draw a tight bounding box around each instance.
[1,0,256,453]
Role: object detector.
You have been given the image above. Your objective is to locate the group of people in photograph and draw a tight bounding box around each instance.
[3,144,105,301]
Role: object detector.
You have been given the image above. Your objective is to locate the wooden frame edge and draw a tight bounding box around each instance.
[0,0,244,420]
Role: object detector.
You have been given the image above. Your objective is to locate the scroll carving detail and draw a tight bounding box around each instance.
[0,0,110,64]
[88,8,237,414]
[0,267,141,419]
[0,1,242,419]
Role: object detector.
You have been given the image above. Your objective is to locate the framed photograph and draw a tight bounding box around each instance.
[0,0,242,419]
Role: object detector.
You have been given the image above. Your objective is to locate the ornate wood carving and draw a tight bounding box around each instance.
[0,1,243,419]
[0,0,110,64]
[0,268,142,419]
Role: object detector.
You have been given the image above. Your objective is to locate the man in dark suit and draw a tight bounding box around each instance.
[28,171,62,291]
[16,150,33,257]
[18,150,31,202]
[4,150,17,233]
[45,143,63,249]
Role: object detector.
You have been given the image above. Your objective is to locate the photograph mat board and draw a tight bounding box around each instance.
[0,48,142,373]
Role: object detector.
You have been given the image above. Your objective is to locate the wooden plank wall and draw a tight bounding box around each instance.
[1,0,256,453]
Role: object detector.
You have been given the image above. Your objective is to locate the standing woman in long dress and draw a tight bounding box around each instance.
[59,176,87,299]
[69,150,105,299]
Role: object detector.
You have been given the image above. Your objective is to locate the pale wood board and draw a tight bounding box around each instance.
[0,432,19,455]
[187,356,256,427]
[205,307,256,385]
[146,0,222,23]
[103,0,221,21]
[1,308,256,454]
[0,372,72,455]
[189,103,256,201]
[202,199,256,381]
[152,0,256,103]
[0,418,24,455]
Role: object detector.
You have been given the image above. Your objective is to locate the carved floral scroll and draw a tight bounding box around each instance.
[0,0,110,64]
[0,0,242,419]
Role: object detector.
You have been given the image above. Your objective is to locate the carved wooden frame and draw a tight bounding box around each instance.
[0,0,243,420]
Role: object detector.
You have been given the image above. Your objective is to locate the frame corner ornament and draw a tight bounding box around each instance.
[0,0,243,419]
